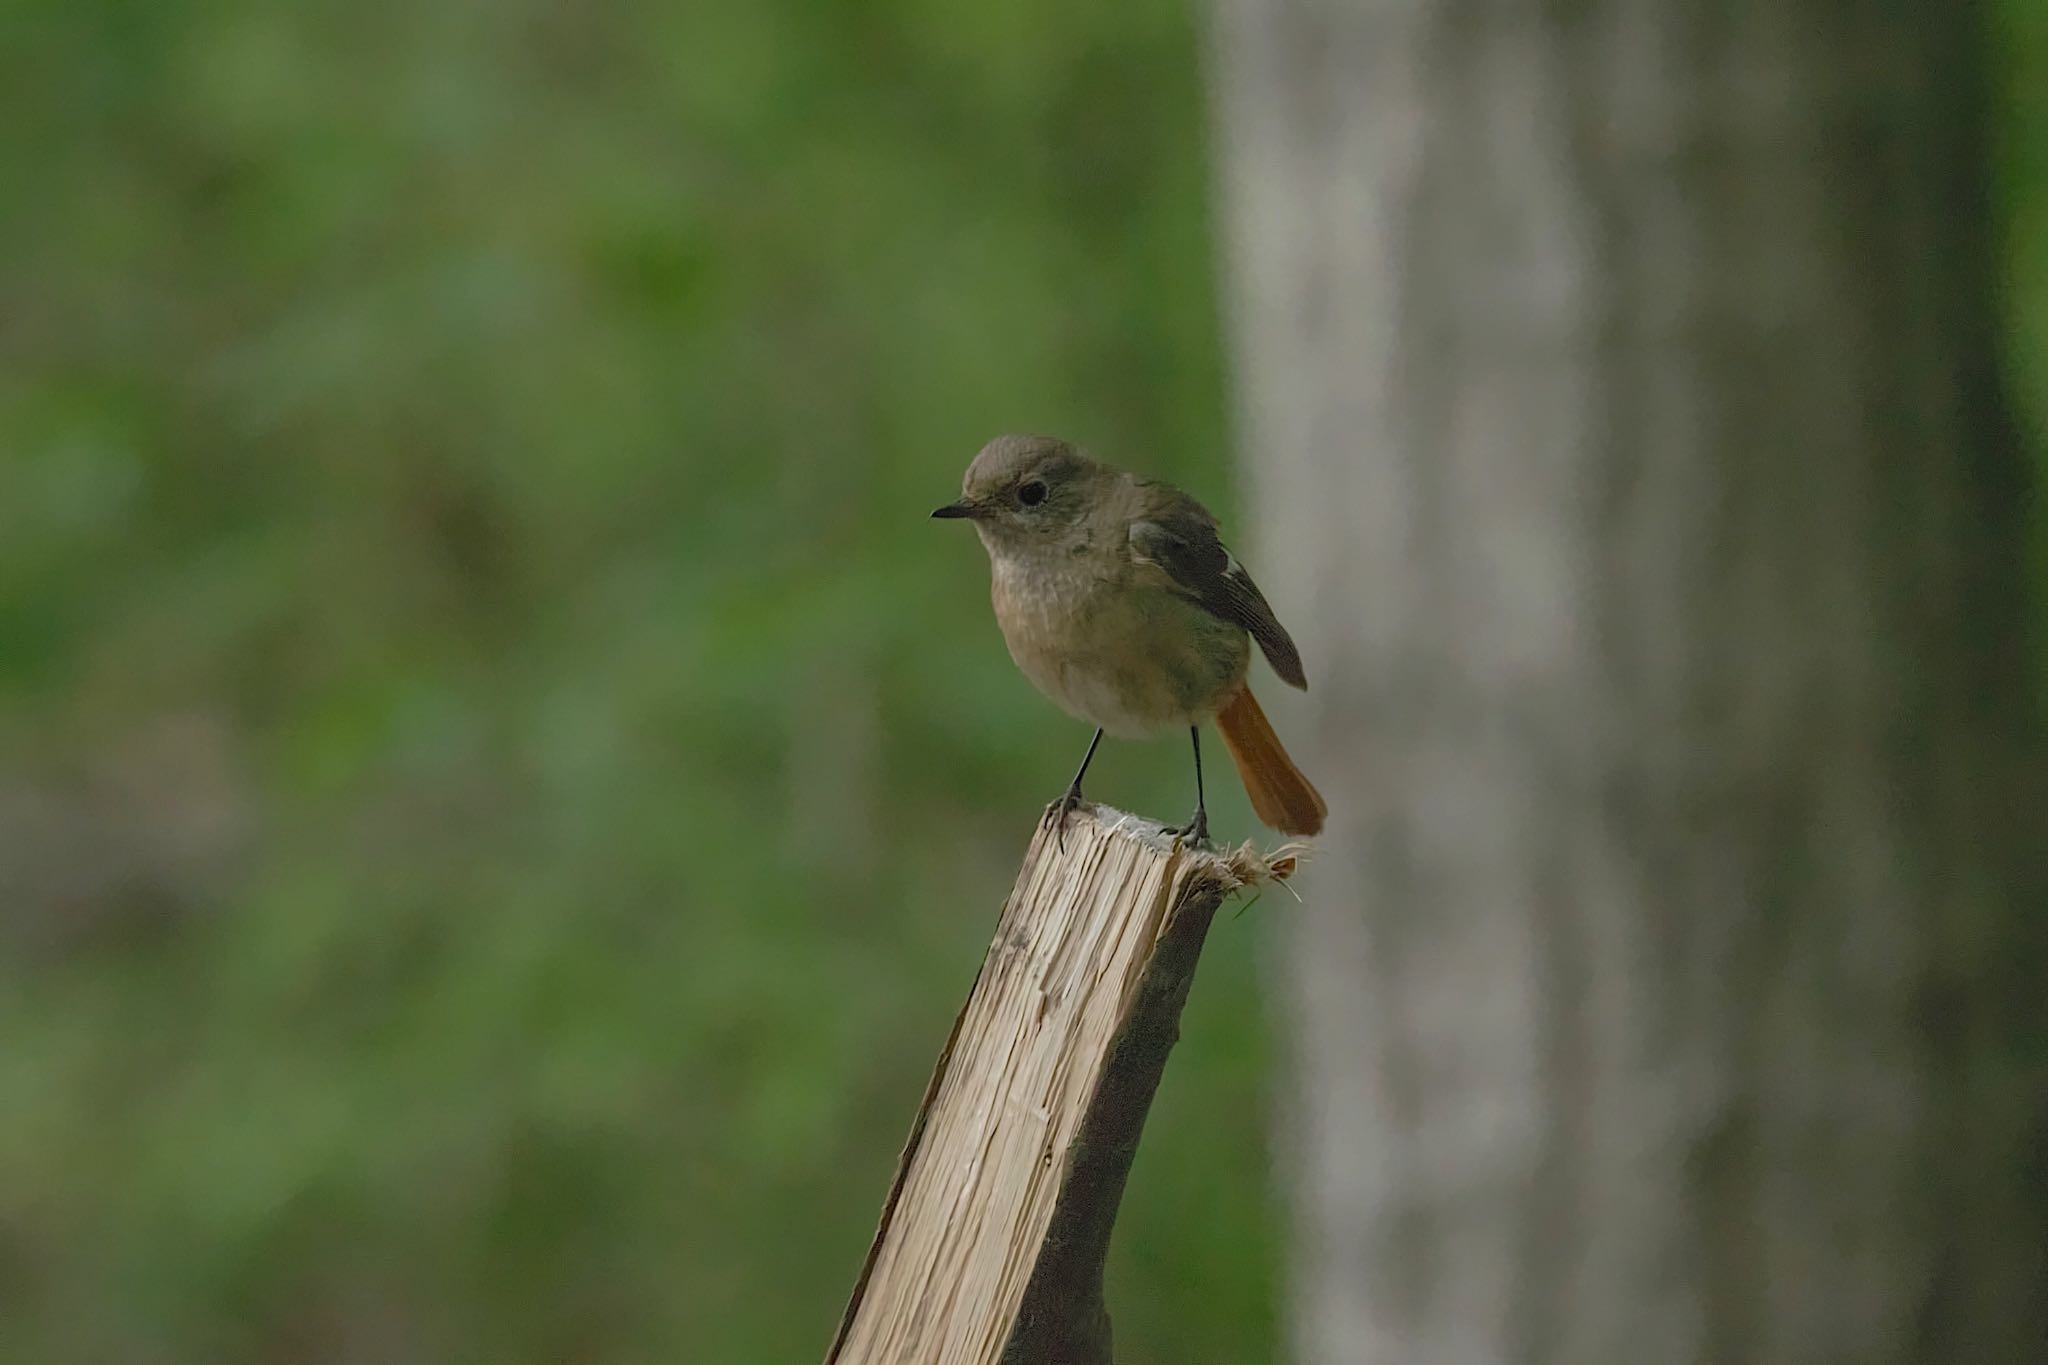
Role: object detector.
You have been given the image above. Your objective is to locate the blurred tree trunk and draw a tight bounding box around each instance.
[1207,4,2044,1364]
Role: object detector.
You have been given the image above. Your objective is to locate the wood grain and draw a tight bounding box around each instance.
[828,804,1291,1365]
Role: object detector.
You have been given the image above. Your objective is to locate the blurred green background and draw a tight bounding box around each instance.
[1,4,2041,1363]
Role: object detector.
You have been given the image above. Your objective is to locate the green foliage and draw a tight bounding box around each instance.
[0,1,1275,1362]
[2002,0,2048,679]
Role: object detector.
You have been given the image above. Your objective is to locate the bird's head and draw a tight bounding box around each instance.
[931,434,1108,554]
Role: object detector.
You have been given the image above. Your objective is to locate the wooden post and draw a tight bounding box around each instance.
[826,803,1293,1365]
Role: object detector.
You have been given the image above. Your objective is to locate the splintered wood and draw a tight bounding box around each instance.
[829,806,1274,1365]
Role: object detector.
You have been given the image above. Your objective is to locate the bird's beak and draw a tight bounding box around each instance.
[931,499,977,520]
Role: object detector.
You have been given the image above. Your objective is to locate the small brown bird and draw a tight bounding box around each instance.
[934,434,1326,842]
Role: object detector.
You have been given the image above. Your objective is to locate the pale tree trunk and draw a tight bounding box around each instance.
[1206,3,2045,1364]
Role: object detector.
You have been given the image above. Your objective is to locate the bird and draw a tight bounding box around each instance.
[933,434,1325,844]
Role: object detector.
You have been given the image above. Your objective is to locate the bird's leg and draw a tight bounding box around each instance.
[1173,726,1210,846]
[1048,727,1105,851]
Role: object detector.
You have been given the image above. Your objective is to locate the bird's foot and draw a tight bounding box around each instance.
[1045,783,1086,852]
[1169,808,1211,848]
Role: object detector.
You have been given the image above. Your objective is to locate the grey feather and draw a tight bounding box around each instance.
[1127,487,1308,690]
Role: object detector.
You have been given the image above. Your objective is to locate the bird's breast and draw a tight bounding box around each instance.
[990,555,1250,738]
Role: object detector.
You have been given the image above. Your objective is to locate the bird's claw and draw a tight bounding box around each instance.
[1047,784,1085,853]
[1169,809,1210,848]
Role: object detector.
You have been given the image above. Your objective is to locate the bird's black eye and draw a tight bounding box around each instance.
[1017,479,1048,507]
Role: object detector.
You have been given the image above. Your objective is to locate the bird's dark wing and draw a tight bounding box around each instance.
[1128,487,1308,689]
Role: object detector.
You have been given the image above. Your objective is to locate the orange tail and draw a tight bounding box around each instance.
[1213,686,1326,837]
